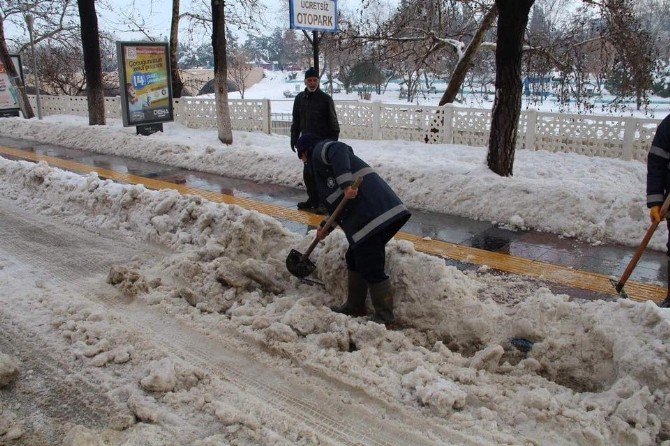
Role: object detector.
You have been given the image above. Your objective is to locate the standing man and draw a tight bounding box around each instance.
[647,112,670,308]
[295,133,411,328]
[290,67,340,212]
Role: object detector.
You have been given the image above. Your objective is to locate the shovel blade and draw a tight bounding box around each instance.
[286,249,316,278]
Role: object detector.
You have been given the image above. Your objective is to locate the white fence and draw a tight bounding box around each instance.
[29,95,661,162]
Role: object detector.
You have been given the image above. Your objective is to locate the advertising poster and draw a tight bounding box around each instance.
[0,55,22,117]
[117,42,173,127]
[289,0,338,33]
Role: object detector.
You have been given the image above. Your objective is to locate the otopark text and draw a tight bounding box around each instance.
[290,0,337,32]
[297,1,332,26]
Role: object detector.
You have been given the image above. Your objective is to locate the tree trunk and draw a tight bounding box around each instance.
[78,0,105,125]
[0,17,33,119]
[439,5,498,106]
[212,0,232,144]
[487,0,534,177]
[170,0,184,98]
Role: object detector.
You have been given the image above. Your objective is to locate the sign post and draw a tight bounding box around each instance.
[0,55,23,118]
[116,42,173,135]
[25,15,42,119]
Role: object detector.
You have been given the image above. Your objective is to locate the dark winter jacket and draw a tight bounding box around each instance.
[309,140,411,247]
[290,88,340,149]
[647,114,670,208]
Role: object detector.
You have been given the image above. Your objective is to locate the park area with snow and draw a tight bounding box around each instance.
[0,71,670,445]
[231,70,670,118]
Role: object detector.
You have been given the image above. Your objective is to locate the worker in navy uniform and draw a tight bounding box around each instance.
[646,113,670,308]
[290,67,340,213]
[295,133,411,327]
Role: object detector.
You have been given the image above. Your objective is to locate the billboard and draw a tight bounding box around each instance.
[117,42,173,127]
[289,0,338,33]
[0,55,23,117]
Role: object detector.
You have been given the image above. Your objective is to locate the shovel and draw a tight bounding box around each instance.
[286,177,362,279]
[611,193,670,298]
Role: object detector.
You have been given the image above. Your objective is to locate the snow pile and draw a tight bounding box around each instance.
[3,155,670,444]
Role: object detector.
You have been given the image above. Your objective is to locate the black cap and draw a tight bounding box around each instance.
[304,67,318,79]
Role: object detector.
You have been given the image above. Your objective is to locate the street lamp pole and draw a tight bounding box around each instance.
[24,14,42,119]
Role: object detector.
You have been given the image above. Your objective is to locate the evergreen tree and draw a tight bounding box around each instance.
[653,60,670,98]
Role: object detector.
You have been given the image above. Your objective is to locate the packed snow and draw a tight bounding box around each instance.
[1,72,670,445]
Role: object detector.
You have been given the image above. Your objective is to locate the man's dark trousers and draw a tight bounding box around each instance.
[303,160,319,205]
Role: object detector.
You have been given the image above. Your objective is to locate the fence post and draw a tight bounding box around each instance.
[372,101,381,139]
[622,117,636,161]
[262,99,271,134]
[525,109,538,151]
[442,104,454,144]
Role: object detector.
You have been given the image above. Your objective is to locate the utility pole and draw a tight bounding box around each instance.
[24,14,42,119]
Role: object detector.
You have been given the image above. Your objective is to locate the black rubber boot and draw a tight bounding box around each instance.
[331,270,368,317]
[370,279,396,328]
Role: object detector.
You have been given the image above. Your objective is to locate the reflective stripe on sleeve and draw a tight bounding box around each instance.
[650,145,670,159]
[648,194,665,204]
[320,141,336,165]
[352,204,407,243]
[336,172,353,185]
[326,188,343,204]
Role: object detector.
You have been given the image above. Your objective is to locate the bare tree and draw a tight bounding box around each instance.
[341,0,497,104]
[182,0,265,37]
[34,43,85,95]
[600,0,654,110]
[4,0,80,52]
[25,31,117,97]
[212,0,232,144]
[487,0,535,177]
[439,4,498,105]
[228,49,251,99]
[77,0,104,125]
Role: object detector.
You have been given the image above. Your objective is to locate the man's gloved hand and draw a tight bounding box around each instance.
[291,143,296,152]
[650,205,663,223]
[344,185,358,200]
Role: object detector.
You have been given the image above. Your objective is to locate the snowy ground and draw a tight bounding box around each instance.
[1,149,670,445]
[1,77,670,444]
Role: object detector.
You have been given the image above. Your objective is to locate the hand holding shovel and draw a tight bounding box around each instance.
[286,177,362,279]
[612,193,670,298]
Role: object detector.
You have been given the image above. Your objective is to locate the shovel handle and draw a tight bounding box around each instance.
[302,177,363,259]
[615,193,670,293]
